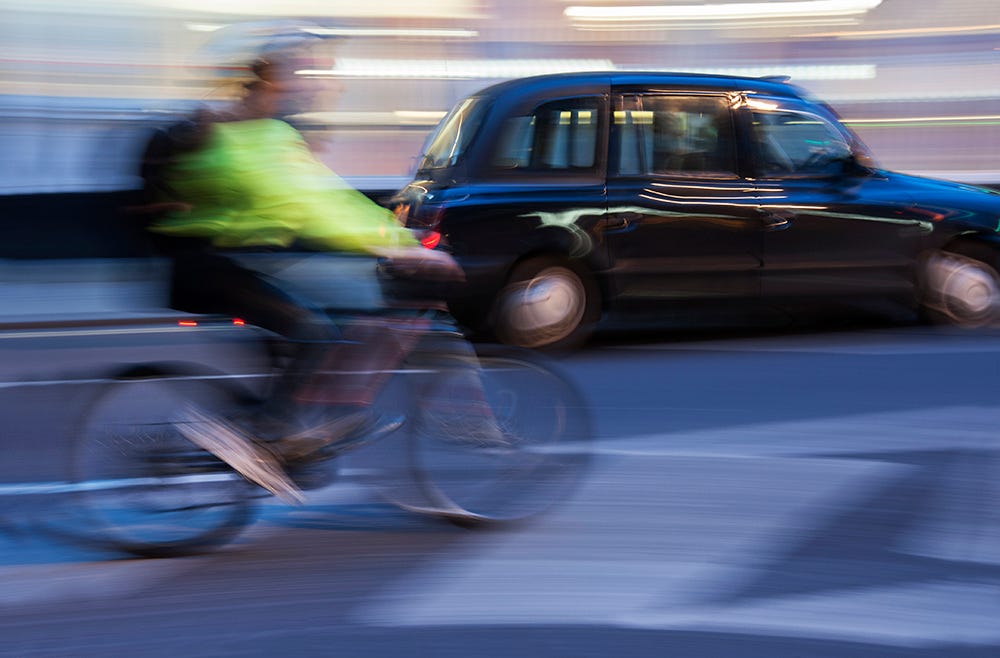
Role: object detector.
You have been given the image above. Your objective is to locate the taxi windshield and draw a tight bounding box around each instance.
[417,97,487,171]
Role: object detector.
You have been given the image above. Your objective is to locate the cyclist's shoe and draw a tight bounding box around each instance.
[176,405,305,504]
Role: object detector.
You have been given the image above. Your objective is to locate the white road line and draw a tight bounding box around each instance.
[3,405,998,630]
[0,373,272,390]
[619,582,1000,648]
[0,325,236,340]
[4,405,997,500]
[0,473,240,496]
[0,369,434,390]
[0,468,377,498]
[352,454,901,628]
[349,405,1000,645]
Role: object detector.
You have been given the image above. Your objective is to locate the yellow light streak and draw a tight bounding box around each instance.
[799,23,1000,39]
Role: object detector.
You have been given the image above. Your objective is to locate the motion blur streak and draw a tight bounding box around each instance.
[2,2,1000,656]
[1,0,1000,189]
[564,0,885,22]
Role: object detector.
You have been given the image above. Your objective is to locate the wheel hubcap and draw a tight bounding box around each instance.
[925,253,999,326]
[500,267,586,347]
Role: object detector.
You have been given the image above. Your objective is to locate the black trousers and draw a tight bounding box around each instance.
[169,249,339,345]
[169,248,345,417]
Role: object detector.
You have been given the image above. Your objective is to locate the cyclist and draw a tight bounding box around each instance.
[140,46,461,502]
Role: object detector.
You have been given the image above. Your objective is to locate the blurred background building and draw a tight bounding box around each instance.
[1,0,999,194]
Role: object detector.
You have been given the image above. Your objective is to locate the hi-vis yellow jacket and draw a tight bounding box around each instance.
[149,118,417,252]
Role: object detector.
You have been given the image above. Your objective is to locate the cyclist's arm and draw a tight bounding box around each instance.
[232,121,419,253]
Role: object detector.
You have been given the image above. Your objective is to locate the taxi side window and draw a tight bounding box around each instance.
[614,95,736,177]
[492,98,601,173]
[750,109,852,176]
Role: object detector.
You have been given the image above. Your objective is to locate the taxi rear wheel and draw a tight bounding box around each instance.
[492,256,598,350]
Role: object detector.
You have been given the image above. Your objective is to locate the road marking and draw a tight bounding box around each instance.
[0,369,435,390]
[3,403,998,640]
[349,405,1000,647]
[0,473,240,496]
[619,582,1000,648]
[0,325,237,340]
[0,468,379,498]
[352,454,901,628]
[0,373,272,390]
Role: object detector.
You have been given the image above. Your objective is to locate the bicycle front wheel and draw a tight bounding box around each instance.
[408,342,592,525]
[72,365,258,558]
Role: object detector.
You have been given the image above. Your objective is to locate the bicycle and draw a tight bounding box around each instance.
[70,270,592,558]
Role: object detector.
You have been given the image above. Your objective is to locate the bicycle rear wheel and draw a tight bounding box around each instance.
[407,342,592,525]
[72,365,258,558]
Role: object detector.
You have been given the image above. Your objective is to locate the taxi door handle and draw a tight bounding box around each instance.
[605,212,642,232]
[756,208,795,231]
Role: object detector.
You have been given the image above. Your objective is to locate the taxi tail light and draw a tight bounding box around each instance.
[418,230,442,250]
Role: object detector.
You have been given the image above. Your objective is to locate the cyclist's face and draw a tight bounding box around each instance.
[257,67,307,117]
[241,58,307,118]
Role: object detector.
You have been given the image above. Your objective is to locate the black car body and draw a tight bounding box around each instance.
[391,71,1000,348]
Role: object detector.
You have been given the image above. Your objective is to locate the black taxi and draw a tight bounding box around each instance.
[392,71,1000,349]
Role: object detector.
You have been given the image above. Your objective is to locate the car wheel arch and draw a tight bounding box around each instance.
[918,233,1000,327]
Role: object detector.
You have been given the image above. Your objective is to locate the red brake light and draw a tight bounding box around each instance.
[419,231,442,250]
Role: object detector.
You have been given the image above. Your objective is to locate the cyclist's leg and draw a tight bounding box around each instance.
[167,252,345,498]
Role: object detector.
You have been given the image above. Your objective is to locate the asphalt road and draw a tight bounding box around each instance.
[2,321,1000,657]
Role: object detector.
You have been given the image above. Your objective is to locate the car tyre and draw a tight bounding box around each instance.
[493,256,599,350]
[920,250,1000,328]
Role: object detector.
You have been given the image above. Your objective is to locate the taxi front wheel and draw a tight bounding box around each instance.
[920,251,1000,328]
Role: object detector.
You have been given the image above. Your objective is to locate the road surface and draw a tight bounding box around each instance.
[1,322,999,657]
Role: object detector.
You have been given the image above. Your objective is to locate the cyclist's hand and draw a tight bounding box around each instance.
[378,247,465,282]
